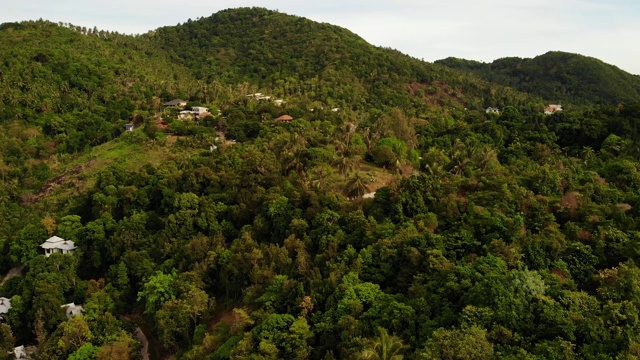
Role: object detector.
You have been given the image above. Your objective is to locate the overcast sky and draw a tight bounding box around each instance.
[3,0,640,75]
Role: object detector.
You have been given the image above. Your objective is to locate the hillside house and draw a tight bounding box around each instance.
[163,99,188,108]
[485,107,500,114]
[0,297,11,321]
[274,99,286,106]
[156,118,169,130]
[12,345,36,359]
[61,303,84,318]
[247,93,272,101]
[40,236,76,257]
[124,123,135,132]
[192,106,210,117]
[275,115,293,123]
[198,111,212,119]
[362,192,376,199]
[544,104,563,115]
[179,110,194,120]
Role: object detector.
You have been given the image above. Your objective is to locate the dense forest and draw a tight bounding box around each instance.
[436,51,640,106]
[2,6,640,360]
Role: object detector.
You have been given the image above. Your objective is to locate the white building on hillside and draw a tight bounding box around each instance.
[191,106,210,116]
[40,236,76,257]
[61,303,84,318]
[0,297,11,321]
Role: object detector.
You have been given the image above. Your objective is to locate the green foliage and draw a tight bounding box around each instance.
[137,270,177,314]
[5,7,640,360]
[68,342,98,360]
[421,326,494,360]
[438,51,640,105]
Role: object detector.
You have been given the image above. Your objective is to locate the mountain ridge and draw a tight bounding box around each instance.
[436,50,640,105]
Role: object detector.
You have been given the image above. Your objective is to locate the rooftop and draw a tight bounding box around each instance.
[40,236,76,250]
[0,297,11,314]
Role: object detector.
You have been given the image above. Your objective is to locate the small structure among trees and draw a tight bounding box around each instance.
[275,115,293,123]
[61,303,84,318]
[0,297,11,321]
[40,236,76,257]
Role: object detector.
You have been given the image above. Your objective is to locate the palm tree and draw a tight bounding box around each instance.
[344,173,370,198]
[359,327,406,360]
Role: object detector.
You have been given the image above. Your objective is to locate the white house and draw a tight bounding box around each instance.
[163,99,188,108]
[544,104,563,115]
[485,107,500,114]
[13,346,26,359]
[274,99,286,106]
[0,297,11,321]
[191,106,210,117]
[124,123,135,132]
[246,93,272,101]
[61,303,84,318]
[40,236,76,257]
[362,192,376,199]
[179,110,195,120]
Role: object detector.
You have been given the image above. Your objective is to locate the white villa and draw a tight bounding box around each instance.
[191,106,209,116]
[40,236,76,257]
[61,303,84,318]
[544,104,563,115]
[179,110,194,120]
[0,297,11,321]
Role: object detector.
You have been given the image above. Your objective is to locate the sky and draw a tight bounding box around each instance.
[3,0,640,75]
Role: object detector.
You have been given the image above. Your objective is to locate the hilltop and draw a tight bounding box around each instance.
[436,51,640,105]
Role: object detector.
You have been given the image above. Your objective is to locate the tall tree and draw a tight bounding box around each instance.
[358,327,406,360]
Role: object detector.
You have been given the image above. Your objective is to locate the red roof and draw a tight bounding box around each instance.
[156,119,169,129]
[275,115,293,122]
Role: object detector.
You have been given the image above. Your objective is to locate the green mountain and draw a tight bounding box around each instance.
[0,21,197,122]
[0,7,533,196]
[6,7,640,360]
[146,7,531,113]
[436,51,640,105]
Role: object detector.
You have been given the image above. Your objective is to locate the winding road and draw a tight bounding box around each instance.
[135,326,150,360]
[0,265,25,287]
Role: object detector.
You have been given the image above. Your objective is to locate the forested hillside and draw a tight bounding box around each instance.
[147,7,532,113]
[436,51,640,105]
[3,7,640,360]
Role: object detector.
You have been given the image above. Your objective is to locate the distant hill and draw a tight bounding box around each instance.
[0,20,197,124]
[146,7,532,113]
[0,9,535,127]
[436,51,640,105]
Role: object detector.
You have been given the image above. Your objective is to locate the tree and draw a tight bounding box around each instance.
[156,300,191,351]
[344,173,371,198]
[68,343,98,360]
[421,327,493,360]
[359,327,406,360]
[0,323,15,360]
[9,223,47,264]
[137,270,177,314]
[41,215,57,237]
[59,316,93,353]
[96,330,138,360]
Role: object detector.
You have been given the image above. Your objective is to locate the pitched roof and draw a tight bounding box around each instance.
[163,99,187,106]
[275,115,293,122]
[40,236,76,250]
[156,119,169,130]
[61,303,84,317]
[0,297,11,314]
